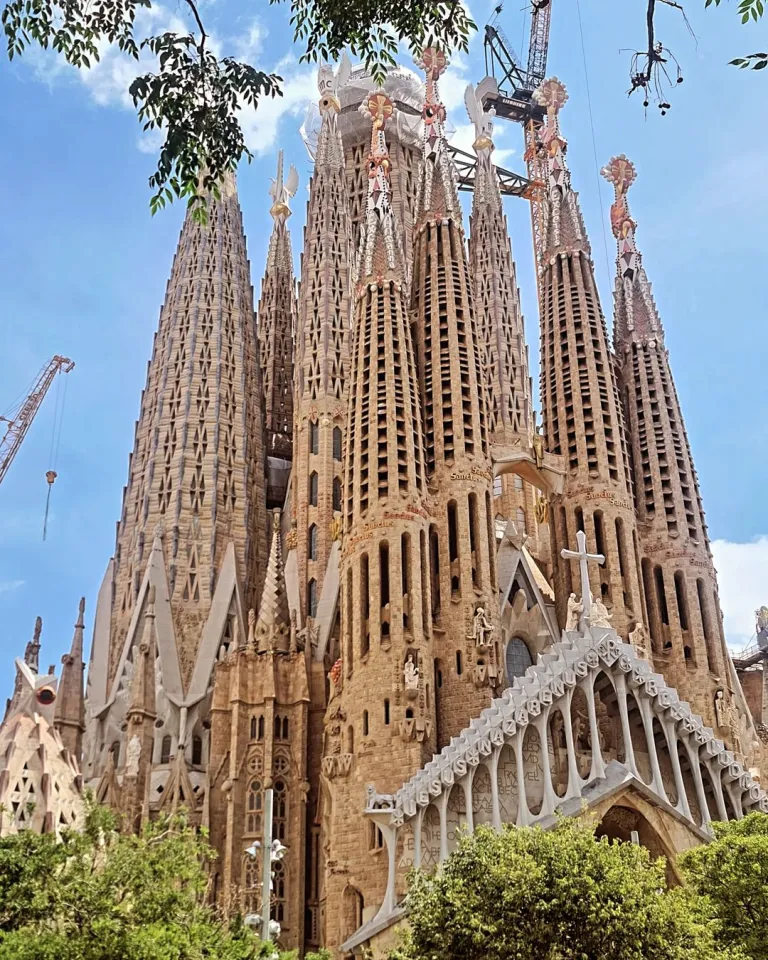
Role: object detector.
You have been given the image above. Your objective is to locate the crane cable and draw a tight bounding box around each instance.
[574,0,613,285]
[42,367,69,541]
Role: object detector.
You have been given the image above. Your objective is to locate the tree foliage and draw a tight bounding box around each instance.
[0,0,764,216]
[680,812,768,960]
[1,0,474,221]
[0,798,271,960]
[390,819,735,960]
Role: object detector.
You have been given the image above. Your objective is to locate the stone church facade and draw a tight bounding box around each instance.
[3,54,766,957]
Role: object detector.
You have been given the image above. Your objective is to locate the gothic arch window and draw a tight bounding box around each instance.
[250,715,257,740]
[505,637,533,683]
[258,716,265,741]
[160,735,172,764]
[191,735,203,766]
[247,779,263,833]
[309,472,319,507]
[308,579,318,618]
[243,856,259,911]
[308,524,318,561]
[333,477,342,512]
[273,860,286,923]
[333,426,342,461]
[309,420,319,455]
[493,475,502,497]
[273,778,288,841]
[514,474,523,491]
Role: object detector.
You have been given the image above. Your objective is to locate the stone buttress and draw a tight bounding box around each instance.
[208,509,310,949]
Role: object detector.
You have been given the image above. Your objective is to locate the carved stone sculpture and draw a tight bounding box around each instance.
[565,592,582,632]
[468,606,493,648]
[588,596,612,629]
[126,734,142,778]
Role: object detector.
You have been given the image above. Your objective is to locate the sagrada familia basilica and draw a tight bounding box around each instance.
[2,47,768,956]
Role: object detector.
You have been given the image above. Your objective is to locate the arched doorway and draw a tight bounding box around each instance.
[596,804,678,886]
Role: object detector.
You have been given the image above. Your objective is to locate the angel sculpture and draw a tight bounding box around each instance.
[464,82,495,153]
[317,52,352,114]
[269,150,299,221]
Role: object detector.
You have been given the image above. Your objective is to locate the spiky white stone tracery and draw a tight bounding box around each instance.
[358,622,768,939]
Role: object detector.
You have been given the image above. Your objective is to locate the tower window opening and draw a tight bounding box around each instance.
[308,578,318,618]
[308,523,318,561]
[309,471,319,506]
[363,710,369,736]
[384,699,390,725]
[361,554,370,656]
[160,735,172,764]
[456,650,463,675]
[674,571,690,632]
[309,420,319,455]
[333,477,342,512]
[192,735,203,766]
[448,500,460,595]
[333,426,342,461]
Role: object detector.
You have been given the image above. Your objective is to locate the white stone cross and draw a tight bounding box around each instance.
[560,530,605,621]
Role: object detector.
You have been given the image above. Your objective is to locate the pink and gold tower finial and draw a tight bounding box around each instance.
[414,46,459,220]
[355,90,400,281]
[600,154,662,342]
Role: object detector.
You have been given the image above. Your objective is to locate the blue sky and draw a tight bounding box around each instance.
[1,0,766,702]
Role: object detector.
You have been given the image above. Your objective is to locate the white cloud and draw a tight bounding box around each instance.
[232,18,265,63]
[0,580,25,595]
[238,68,316,155]
[711,536,768,651]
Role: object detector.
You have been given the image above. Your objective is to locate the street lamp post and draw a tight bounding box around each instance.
[260,787,274,943]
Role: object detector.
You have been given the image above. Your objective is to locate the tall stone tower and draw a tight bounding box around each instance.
[534,79,641,638]
[323,89,435,948]
[293,61,353,626]
[410,52,499,746]
[259,152,298,508]
[207,509,310,949]
[465,83,539,553]
[82,176,268,821]
[603,155,735,734]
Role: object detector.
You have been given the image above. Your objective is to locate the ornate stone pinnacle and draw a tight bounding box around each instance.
[533,77,569,112]
[600,154,637,195]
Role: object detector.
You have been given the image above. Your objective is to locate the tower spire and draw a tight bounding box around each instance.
[534,78,642,638]
[84,174,267,813]
[259,150,298,480]
[411,51,500,743]
[604,155,736,732]
[601,155,663,347]
[324,89,434,946]
[465,81,539,551]
[292,57,353,625]
[54,597,86,759]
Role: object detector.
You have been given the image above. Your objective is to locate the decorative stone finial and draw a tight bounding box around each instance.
[317,52,351,115]
[269,150,299,222]
[464,83,494,154]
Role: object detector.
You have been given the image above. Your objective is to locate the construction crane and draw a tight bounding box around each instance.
[0,356,75,487]
[480,1,553,274]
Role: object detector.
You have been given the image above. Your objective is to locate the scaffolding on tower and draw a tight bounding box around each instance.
[480,1,553,291]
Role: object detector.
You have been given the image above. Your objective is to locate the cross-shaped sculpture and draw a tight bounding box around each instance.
[561,529,605,622]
